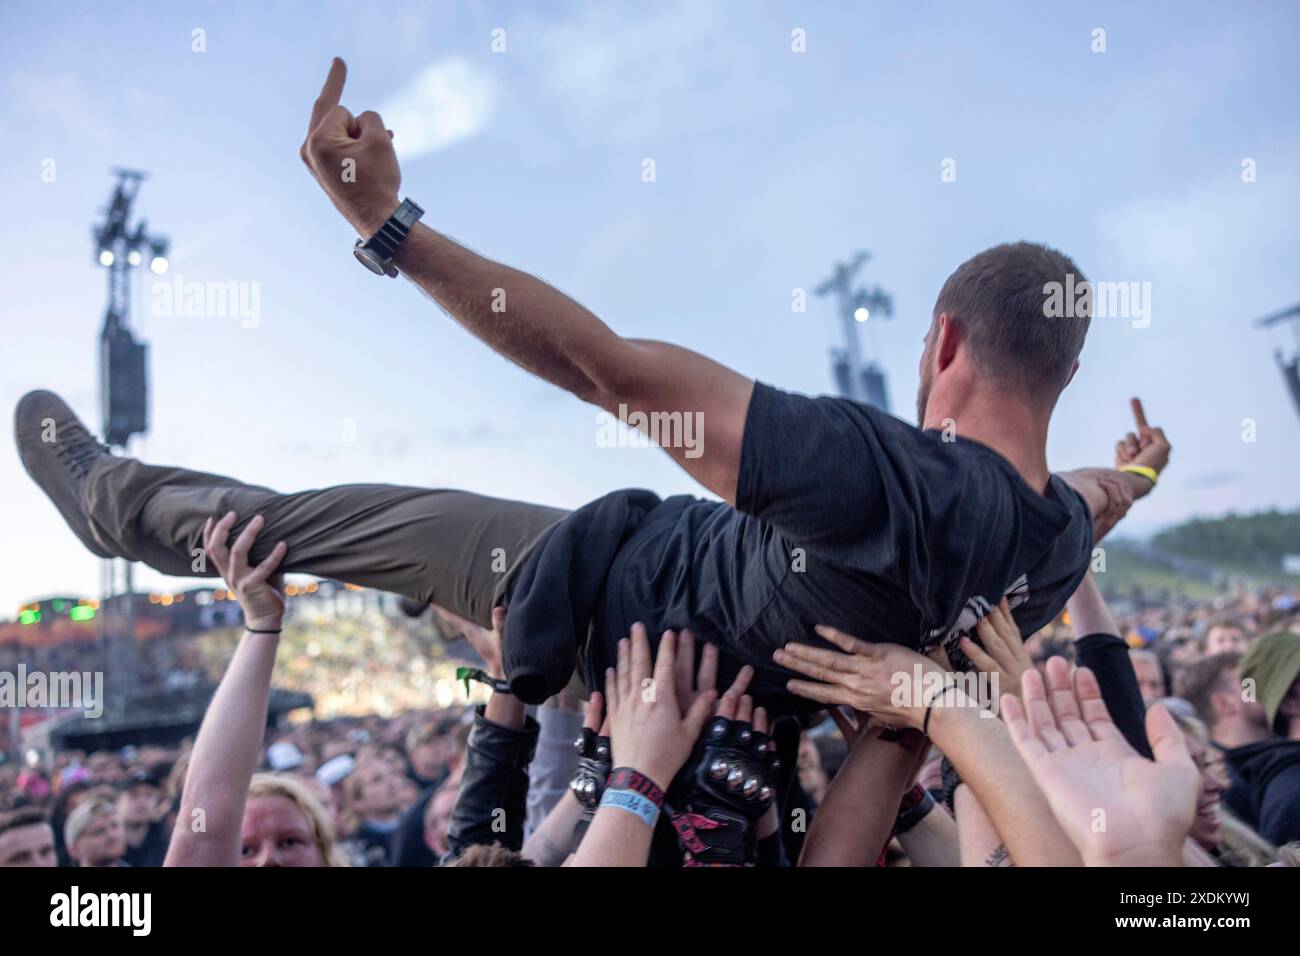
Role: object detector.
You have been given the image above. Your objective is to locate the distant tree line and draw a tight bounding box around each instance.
[1153,509,1300,570]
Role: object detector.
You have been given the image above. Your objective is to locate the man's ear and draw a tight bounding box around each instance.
[935,313,961,371]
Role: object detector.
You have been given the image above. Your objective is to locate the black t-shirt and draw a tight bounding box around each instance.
[595,382,1093,710]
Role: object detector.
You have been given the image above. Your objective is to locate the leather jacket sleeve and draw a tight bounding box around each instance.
[445,705,540,860]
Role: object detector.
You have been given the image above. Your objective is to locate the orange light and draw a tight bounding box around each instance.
[160,594,174,607]
[285,585,300,597]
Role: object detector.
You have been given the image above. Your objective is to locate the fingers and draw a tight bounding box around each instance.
[673,629,694,706]
[1146,702,1194,769]
[227,514,265,579]
[786,679,852,707]
[582,691,604,732]
[1000,692,1047,762]
[1072,667,1125,744]
[1130,396,1149,432]
[813,624,874,656]
[696,638,719,696]
[616,637,631,704]
[1044,656,1090,747]
[775,643,856,685]
[355,110,386,137]
[736,694,754,725]
[603,667,619,715]
[925,642,954,671]
[309,57,347,135]
[629,623,653,691]
[683,685,718,739]
[246,540,288,585]
[490,606,507,633]
[754,706,770,736]
[958,635,998,675]
[719,664,754,704]
[652,630,681,710]
[1019,665,1067,752]
[207,511,237,574]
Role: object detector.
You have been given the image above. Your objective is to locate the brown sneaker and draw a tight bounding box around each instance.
[14,390,115,558]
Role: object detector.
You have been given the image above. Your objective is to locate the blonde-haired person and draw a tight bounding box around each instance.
[1167,709,1277,867]
[166,511,336,867]
[243,773,349,867]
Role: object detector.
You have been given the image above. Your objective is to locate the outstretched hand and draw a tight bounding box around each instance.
[300,58,402,237]
[604,625,718,791]
[1000,658,1198,866]
[203,512,288,632]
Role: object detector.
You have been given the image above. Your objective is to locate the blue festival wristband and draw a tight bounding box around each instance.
[599,787,662,828]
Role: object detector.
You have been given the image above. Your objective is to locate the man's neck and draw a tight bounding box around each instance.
[924,394,1052,493]
[1212,717,1270,749]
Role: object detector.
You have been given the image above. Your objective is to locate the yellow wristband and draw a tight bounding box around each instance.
[1120,464,1158,485]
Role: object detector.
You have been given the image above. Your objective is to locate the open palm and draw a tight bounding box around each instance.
[1001,658,1198,866]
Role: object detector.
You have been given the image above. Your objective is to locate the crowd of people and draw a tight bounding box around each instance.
[4,542,1297,868]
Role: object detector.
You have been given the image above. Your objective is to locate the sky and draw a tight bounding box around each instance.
[1,0,1298,616]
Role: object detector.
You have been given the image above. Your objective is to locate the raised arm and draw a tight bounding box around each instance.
[165,513,288,867]
[300,59,753,502]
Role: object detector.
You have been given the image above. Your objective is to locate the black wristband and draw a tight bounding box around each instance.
[245,627,282,634]
[892,784,936,835]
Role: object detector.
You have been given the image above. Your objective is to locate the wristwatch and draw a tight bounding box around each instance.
[353,198,424,277]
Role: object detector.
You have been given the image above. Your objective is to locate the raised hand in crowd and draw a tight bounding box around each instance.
[959,598,1034,701]
[166,513,293,867]
[1001,659,1198,866]
[570,626,716,866]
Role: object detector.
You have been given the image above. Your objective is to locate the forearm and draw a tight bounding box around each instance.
[521,791,584,867]
[799,732,917,867]
[953,784,1013,866]
[929,696,1082,866]
[1065,571,1119,638]
[569,806,656,867]
[394,224,624,404]
[897,801,960,867]
[165,630,278,866]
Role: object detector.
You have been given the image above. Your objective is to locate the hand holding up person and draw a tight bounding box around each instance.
[1001,658,1198,866]
[959,599,1034,701]
[203,512,287,631]
[775,627,947,730]
[569,626,719,867]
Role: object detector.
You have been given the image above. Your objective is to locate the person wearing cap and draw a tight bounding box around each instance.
[65,797,127,868]
[1179,641,1300,846]
[1232,631,1300,844]
[117,768,168,867]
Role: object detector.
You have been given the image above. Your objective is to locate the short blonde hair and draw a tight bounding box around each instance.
[247,773,349,867]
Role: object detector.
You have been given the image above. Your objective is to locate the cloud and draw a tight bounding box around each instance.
[378,58,496,161]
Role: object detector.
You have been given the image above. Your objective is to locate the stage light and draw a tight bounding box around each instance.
[854,307,870,323]
[150,255,168,274]
[127,249,142,266]
[99,249,115,266]
[18,609,41,625]
[70,605,96,622]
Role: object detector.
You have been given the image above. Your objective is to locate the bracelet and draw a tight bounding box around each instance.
[1119,464,1158,485]
[245,627,282,634]
[455,666,512,696]
[599,787,662,828]
[892,784,936,835]
[922,680,962,736]
[605,767,666,808]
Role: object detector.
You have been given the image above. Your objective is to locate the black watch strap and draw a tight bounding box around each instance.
[359,198,424,262]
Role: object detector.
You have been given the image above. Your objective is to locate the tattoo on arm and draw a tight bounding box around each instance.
[984,843,1014,867]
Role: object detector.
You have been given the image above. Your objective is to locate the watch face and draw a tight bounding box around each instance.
[353,245,388,275]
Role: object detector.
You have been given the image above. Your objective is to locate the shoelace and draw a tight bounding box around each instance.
[53,428,110,478]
